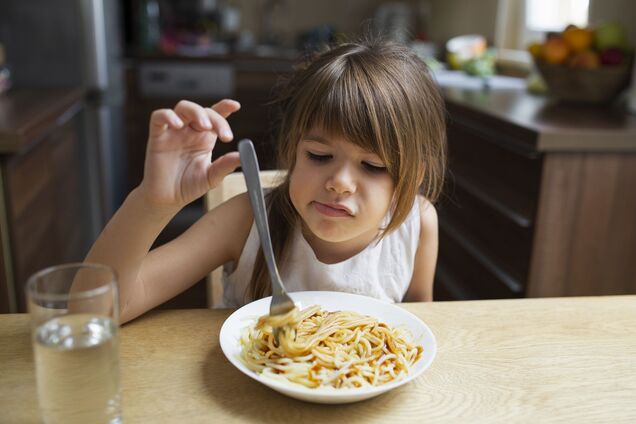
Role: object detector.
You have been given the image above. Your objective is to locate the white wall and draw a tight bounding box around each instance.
[428,0,499,44]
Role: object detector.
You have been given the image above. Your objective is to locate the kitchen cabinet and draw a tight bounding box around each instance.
[0,89,92,312]
[435,84,636,300]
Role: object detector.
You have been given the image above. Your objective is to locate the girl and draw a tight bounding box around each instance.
[85,39,446,324]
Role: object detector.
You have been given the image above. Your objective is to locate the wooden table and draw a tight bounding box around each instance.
[1,296,635,423]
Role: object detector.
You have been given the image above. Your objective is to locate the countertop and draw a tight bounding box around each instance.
[436,71,636,153]
[1,296,635,423]
[0,88,85,153]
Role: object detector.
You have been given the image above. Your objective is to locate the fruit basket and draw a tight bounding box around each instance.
[529,23,634,105]
[536,60,632,104]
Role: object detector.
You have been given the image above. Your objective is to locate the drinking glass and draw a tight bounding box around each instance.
[26,263,121,424]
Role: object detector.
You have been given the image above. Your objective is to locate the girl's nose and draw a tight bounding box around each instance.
[326,164,356,194]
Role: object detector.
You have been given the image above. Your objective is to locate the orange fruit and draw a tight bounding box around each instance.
[542,37,570,64]
[568,50,600,68]
[563,28,593,52]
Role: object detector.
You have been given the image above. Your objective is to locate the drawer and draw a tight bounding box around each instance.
[440,183,534,281]
[138,62,234,98]
[446,120,543,227]
[435,225,524,300]
[5,119,76,219]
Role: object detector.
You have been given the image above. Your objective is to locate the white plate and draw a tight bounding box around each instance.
[219,291,437,404]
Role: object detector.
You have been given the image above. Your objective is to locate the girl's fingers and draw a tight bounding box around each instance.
[154,100,237,141]
[149,109,184,133]
[207,152,241,189]
[211,99,241,118]
[204,107,234,142]
[174,100,213,131]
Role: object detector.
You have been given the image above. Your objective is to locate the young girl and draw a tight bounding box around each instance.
[85,39,446,324]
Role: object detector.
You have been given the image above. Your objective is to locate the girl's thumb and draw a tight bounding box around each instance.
[207,152,241,189]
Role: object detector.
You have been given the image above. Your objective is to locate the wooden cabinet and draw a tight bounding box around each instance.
[0,89,91,312]
[436,114,541,300]
[435,89,636,300]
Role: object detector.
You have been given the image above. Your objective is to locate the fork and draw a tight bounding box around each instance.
[238,139,296,331]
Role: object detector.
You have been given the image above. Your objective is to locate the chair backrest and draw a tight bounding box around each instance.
[203,170,287,307]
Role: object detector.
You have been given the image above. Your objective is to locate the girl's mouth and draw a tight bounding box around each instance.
[312,201,353,218]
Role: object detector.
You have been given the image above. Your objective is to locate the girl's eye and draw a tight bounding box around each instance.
[306,151,331,162]
[362,162,387,173]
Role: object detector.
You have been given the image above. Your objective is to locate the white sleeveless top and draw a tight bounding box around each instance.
[222,199,421,308]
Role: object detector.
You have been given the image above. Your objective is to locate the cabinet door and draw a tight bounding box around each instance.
[435,119,542,300]
[4,115,90,311]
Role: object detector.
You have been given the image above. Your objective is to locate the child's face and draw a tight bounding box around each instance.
[289,129,395,246]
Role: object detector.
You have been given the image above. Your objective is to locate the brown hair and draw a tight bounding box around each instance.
[246,38,446,302]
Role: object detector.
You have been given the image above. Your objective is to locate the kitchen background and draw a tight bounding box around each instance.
[0,0,634,313]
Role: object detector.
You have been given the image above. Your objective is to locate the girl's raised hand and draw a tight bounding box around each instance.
[139,99,241,208]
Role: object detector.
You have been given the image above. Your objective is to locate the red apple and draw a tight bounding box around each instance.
[599,47,625,66]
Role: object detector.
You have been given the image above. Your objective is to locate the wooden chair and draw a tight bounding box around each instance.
[203,170,287,307]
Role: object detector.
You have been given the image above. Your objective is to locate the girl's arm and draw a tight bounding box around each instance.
[94,191,252,324]
[132,193,253,321]
[403,197,439,302]
[84,99,244,323]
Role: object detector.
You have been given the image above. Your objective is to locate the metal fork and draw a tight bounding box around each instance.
[238,139,295,327]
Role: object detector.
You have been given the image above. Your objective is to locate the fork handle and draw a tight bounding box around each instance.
[238,139,287,296]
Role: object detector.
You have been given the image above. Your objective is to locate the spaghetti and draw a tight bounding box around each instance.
[239,305,423,389]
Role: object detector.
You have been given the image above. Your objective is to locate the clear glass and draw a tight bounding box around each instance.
[26,263,121,424]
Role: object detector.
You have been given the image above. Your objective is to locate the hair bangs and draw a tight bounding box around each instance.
[295,59,389,162]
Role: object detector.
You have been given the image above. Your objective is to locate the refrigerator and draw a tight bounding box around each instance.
[0,0,127,238]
